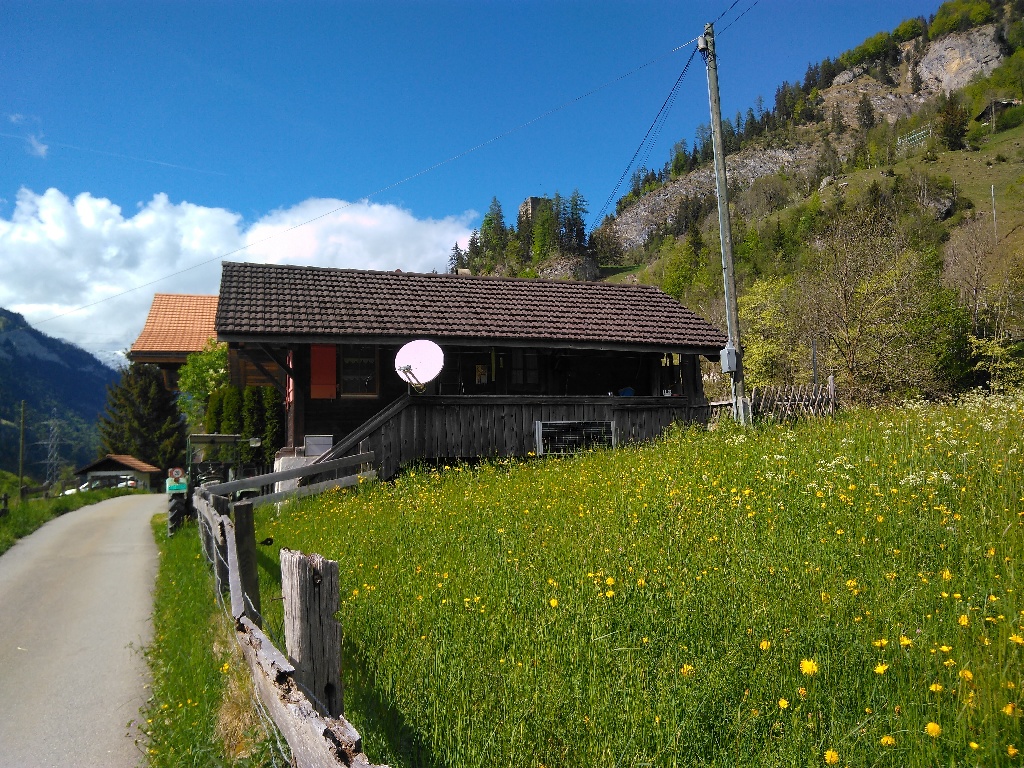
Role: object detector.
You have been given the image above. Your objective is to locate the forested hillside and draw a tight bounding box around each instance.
[452,0,1024,403]
[0,308,118,480]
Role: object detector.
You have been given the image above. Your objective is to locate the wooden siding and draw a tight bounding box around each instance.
[315,395,717,480]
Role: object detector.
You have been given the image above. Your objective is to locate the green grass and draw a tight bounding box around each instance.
[142,516,277,767]
[0,471,134,556]
[254,390,1024,767]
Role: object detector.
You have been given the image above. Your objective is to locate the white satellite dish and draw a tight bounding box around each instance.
[395,340,444,392]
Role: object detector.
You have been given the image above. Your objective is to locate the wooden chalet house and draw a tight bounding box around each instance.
[215,262,727,479]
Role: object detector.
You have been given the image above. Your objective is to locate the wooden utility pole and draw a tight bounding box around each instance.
[699,23,747,423]
[18,401,25,503]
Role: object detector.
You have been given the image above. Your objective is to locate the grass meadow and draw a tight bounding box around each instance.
[254,390,1024,767]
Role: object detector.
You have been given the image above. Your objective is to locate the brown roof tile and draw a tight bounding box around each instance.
[131,294,219,354]
[215,262,727,351]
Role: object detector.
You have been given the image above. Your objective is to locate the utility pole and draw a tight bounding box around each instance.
[18,401,25,504]
[699,23,747,424]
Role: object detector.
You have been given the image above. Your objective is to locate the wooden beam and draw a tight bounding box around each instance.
[203,452,373,495]
[232,501,262,627]
[251,471,376,509]
[281,549,344,718]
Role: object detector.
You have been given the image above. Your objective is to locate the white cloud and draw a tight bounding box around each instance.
[8,114,25,125]
[26,135,48,158]
[0,187,475,362]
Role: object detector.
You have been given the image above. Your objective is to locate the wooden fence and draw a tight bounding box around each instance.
[749,376,837,421]
[194,452,385,768]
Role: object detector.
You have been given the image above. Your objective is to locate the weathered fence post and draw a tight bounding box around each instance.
[281,549,344,718]
[231,500,262,627]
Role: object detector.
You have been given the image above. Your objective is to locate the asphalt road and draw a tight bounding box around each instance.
[0,493,163,767]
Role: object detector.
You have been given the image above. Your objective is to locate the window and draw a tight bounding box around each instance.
[511,349,540,386]
[340,345,378,396]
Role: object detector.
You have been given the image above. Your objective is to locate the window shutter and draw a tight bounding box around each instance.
[310,345,337,399]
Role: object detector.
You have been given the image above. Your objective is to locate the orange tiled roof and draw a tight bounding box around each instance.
[131,294,219,354]
[75,454,162,474]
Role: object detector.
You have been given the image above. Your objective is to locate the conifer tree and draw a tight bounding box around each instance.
[98,363,185,470]
[240,385,264,465]
[262,386,284,465]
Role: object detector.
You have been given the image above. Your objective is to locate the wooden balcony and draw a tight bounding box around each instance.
[312,394,725,480]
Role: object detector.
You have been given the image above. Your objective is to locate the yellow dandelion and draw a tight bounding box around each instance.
[798,686,807,698]
[959,614,970,627]
[875,663,889,675]
[605,589,615,598]
[679,664,694,677]
[960,669,974,682]
[880,735,896,747]
[606,576,615,586]
[759,639,771,651]
[930,683,944,692]
[824,749,839,765]
[1009,744,1019,757]
[548,598,558,608]
[800,658,819,676]
[778,698,789,709]
[1010,634,1024,645]
[969,741,980,750]
[1004,703,1018,716]
[900,635,913,647]
[873,638,888,648]
[925,721,942,738]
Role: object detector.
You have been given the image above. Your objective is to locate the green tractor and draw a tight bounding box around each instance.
[165,433,263,535]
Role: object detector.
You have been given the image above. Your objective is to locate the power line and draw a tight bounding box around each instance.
[31,37,702,329]
[590,47,700,231]
[719,0,762,35]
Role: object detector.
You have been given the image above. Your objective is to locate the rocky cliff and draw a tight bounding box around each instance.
[605,25,1003,253]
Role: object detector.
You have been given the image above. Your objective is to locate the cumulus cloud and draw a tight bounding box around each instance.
[0,187,475,363]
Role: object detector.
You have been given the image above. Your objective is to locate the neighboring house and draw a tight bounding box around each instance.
[215,262,728,478]
[128,294,219,388]
[75,454,161,490]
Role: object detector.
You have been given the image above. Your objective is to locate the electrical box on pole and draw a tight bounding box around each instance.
[699,23,748,424]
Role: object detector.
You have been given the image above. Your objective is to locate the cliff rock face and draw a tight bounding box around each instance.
[917,24,1003,94]
[608,145,817,252]
[605,26,1004,254]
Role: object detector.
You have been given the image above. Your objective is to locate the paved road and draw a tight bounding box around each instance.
[0,494,163,767]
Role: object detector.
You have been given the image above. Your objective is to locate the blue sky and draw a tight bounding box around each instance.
[0,0,941,362]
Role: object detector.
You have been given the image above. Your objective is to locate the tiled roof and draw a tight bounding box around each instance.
[131,294,219,354]
[76,454,161,474]
[216,262,727,351]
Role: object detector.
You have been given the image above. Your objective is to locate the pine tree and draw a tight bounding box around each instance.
[857,93,876,130]
[98,363,186,470]
[240,386,264,465]
[262,386,284,465]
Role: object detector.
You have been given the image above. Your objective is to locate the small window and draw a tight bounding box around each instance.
[340,345,378,396]
[511,350,540,386]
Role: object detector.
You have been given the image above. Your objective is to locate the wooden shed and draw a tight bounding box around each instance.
[215,262,728,478]
[74,454,161,490]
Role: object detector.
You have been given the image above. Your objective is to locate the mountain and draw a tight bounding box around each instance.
[604,22,1010,252]
[0,308,119,480]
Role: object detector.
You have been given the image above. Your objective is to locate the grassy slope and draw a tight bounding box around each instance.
[254,392,1024,767]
